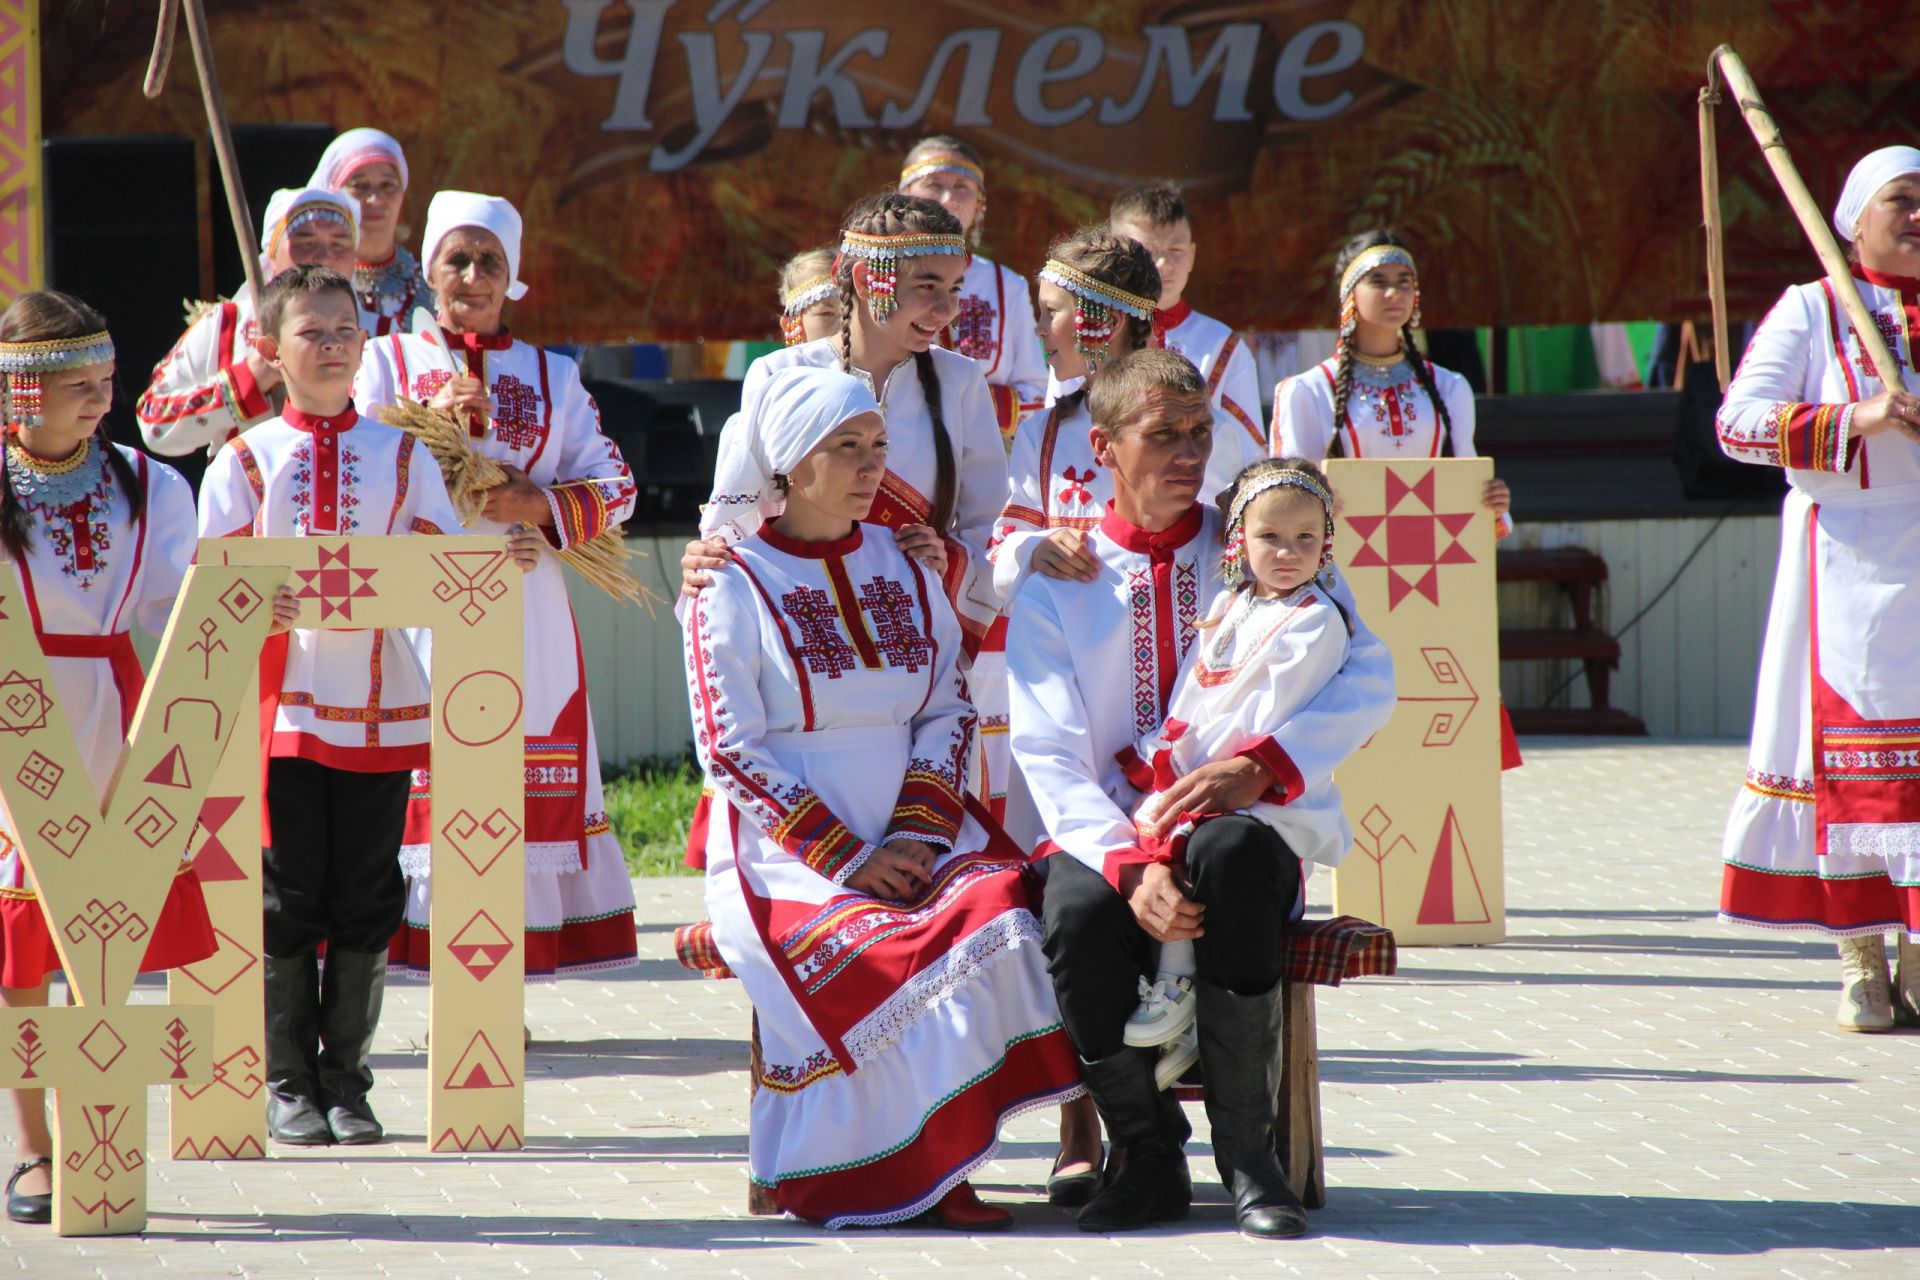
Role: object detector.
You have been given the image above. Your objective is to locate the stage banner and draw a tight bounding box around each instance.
[1325,457,1503,946]
[41,2,1920,340]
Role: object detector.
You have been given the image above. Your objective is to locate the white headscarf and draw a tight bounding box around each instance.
[1833,146,1920,241]
[258,186,360,274]
[310,128,409,192]
[700,366,882,545]
[421,191,530,301]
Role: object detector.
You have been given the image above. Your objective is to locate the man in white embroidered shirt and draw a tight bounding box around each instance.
[1007,349,1395,1239]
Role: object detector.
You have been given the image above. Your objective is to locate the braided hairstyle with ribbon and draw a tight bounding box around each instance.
[1328,230,1451,458]
[1,292,143,559]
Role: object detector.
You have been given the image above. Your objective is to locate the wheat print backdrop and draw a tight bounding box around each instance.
[39,0,1920,341]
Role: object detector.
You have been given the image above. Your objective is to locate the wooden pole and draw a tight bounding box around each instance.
[1708,44,1907,392]
[144,0,263,305]
[1697,83,1731,392]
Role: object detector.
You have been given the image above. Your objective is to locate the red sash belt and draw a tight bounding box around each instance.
[37,630,143,735]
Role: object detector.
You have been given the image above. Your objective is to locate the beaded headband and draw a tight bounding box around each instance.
[837,229,968,323]
[1338,245,1418,301]
[899,156,985,190]
[266,200,354,256]
[0,331,116,431]
[779,276,837,346]
[1040,259,1158,372]
[1222,468,1337,588]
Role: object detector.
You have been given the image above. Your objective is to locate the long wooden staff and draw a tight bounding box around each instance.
[143,0,265,305]
[1700,45,1907,394]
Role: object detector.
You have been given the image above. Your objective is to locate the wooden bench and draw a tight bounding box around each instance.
[1497,547,1647,735]
[674,914,1396,1213]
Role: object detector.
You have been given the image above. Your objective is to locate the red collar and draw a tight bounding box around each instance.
[438,326,515,353]
[1852,263,1920,294]
[758,521,864,559]
[1099,502,1204,559]
[1152,300,1192,329]
[282,404,359,434]
[356,251,396,270]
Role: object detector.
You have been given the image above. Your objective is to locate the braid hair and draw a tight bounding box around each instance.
[1400,321,1454,456]
[1046,226,1161,359]
[1,291,144,559]
[1326,342,1357,459]
[833,192,967,535]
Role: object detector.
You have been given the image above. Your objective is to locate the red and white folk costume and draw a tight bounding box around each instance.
[197,405,465,769]
[0,419,214,985]
[1717,263,1920,937]
[1122,470,1352,885]
[683,368,1080,1226]
[137,187,381,458]
[354,194,641,979]
[310,128,429,337]
[1006,503,1394,887]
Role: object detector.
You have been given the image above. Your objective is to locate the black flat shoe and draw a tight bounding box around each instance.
[1046,1146,1105,1207]
[6,1157,52,1225]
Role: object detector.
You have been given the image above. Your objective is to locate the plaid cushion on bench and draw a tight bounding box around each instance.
[674,914,1395,985]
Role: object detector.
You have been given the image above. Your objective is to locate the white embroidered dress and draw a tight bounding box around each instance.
[0,443,211,983]
[1007,504,1395,888]
[1718,269,1920,937]
[1123,585,1353,888]
[356,328,641,978]
[684,521,1079,1226]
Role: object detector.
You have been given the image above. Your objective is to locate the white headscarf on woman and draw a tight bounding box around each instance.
[310,128,410,192]
[421,191,530,301]
[1833,146,1920,242]
[257,186,360,276]
[700,366,882,546]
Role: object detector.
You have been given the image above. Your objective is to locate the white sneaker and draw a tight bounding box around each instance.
[1123,974,1197,1048]
[1836,935,1895,1032]
[1894,936,1920,1025]
[1154,1023,1199,1092]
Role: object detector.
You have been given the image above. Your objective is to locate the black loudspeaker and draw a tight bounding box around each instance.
[209,124,335,294]
[44,135,204,484]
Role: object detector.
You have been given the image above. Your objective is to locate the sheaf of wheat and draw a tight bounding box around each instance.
[376,397,661,613]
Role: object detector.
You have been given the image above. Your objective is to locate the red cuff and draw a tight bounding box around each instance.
[1100,843,1159,892]
[1115,745,1155,792]
[1236,735,1305,805]
[227,357,271,419]
[548,480,613,550]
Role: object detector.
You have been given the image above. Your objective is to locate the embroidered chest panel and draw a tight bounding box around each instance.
[1347,363,1425,448]
[778,571,933,680]
[1124,559,1202,735]
[950,295,998,362]
[289,439,364,534]
[404,370,548,454]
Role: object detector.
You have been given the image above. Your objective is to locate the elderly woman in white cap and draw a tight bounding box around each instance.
[136,185,362,456]
[311,127,429,335]
[682,363,1081,1230]
[354,191,642,985]
[1718,145,1920,1030]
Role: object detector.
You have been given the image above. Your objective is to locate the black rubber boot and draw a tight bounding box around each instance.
[264,954,330,1145]
[317,949,389,1145]
[1194,978,1307,1239]
[1074,1046,1192,1232]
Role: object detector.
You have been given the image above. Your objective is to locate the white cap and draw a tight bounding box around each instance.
[310,127,409,192]
[421,190,529,302]
[1833,146,1920,242]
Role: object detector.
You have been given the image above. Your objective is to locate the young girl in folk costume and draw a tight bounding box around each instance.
[1719,146,1920,1031]
[0,293,226,1223]
[1271,230,1523,769]
[1116,459,1355,1091]
[684,194,1008,814]
[355,191,641,983]
[684,364,1081,1229]
[993,228,1266,596]
[311,128,430,337]
[898,136,1048,441]
[137,186,365,458]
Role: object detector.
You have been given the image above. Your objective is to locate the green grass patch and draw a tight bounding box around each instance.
[603,755,705,877]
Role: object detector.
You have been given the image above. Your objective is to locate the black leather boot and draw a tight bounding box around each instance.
[1194,978,1307,1238]
[264,954,330,1145]
[318,948,389,1144]
[1074,1046,1192,1231]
